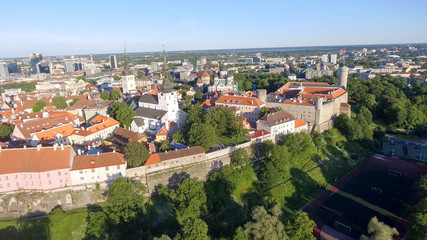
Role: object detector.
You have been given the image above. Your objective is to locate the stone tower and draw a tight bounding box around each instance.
[339,66,349,90]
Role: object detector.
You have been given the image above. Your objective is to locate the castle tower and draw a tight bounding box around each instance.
[339,66,349,90]
[257,89,267,103]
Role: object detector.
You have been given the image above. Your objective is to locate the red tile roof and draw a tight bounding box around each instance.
[295,119,307,128]
[144,146,205,166]
[71,152,125,170]
[15,115,79,139]
[74,115,119,136]
[0,146,72,174]
[35,124,75,141]
[216,96,264,106]
[200,70,210,77]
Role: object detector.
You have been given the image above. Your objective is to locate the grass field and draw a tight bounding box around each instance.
[309,167,418,238]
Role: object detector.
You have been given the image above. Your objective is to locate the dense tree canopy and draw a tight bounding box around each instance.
[32,100,46,112]
[100,91,110,100]
[0,125,13,141]
[109,101,136,129]
[52,96,68,110]
[243,206,288,240]
[124,141,150,167]
[110,90,120,100]
[285,210,315,240]
[360,216,398,240]
[106,177,145,225]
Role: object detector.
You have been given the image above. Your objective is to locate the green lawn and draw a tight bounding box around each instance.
[0,208,88,240]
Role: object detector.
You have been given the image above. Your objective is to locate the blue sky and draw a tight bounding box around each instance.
[1,0,426,58]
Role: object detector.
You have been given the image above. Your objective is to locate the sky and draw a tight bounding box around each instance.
[1,0,426,58]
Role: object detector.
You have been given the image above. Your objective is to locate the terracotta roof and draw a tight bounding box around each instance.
[330,88,346,99]
[71,152,125,170]
[144,146,205,166]
[74,115,119,136]
[156,126,168,136]
[283,99,314,106]
[200,70,210,77]
[49,111,73,119]
[201,98,218,108]
[0,146,72,174]
[145,154,161,166]
[216,96,264,106]
[15,115,78,139]
[35,124,75,141]
[113,127,145,142]
[295,119,307,128]
[250,130,270,139]
[260,111,295,126]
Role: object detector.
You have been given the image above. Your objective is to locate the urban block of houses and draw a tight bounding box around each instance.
[215,96,265,123]
[144,146,206,172]
[266,75,350,132]
[70,152,126,185]
[256,111,308,141]
[72,115,119,145]
[0,145,73,193]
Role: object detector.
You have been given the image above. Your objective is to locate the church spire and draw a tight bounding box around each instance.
[160,45,173,93]
[123,43,130,76]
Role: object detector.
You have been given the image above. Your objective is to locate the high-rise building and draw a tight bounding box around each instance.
[321,54,329,63]
[30,53,43,74]
[109,55,117,69]
[38,61,53,74]
[74,63,83,71]
[0,62,9,79]
[64,61,75,73]
[8,60,19,74]
[330,54,337,64]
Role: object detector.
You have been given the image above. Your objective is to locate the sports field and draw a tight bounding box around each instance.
[305,155,427,239]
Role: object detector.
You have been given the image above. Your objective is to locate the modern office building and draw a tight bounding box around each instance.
[0,62,9,79]
[109,55,118,69]
[30,53,43,74]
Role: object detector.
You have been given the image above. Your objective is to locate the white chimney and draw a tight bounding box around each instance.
[53,144,58,151]
[23,145,26,149]
[88,145,91,150]
[77,149,81,155]
[113,149,116,153]
[37,144,41,151]
[0,146,2,152]
[61,144,64,150]
[97,151,100,156]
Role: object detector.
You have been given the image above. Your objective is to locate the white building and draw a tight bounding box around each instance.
[122,74,136,94]
[256,111,307,141]
[70,152,126,185]
[208,65,238,92]
[109,55,118,69]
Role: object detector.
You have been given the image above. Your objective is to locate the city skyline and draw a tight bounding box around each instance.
[1,0,427,58]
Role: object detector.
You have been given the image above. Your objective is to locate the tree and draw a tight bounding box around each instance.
[175,218,210,240]
[32,100,47,112]
[234,227,250,240]
[137,71,145,79]
[153,235,171,240]
[172,130,185,143]
[408,197,427,240]
[244,206,288,240]
[69,98,79,107]
[231,148,251,166]
[418,175,427,194]
[124,141,149,167]
[360,216,398,240]
[100,91,110,100]
[188,122,216,151]
[109,101,136,129]
[285,210,315,240]
[169,178,207,223]
[0,125,13,141]
[159,140,171,151]
[113,75,121,81]
[110,90,120,100]
[106,177,145,224]
[195,90,203,101]
[86,209,108,239]
[363,94,377,110]
[52,96,68,110]
[260,106,270,118]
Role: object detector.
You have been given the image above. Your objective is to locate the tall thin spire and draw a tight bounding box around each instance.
[123,42,130,76]
[161,45,173,92]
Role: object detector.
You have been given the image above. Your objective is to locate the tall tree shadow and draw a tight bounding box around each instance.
[0,210,51,240]
[167,172,190,190]
[285,168,322,211]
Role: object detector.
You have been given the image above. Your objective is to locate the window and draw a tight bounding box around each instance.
[38,174,40,179]
[58,171,61,176]
[105,166,109,171]
[79,170,83,174]
[47,173,50,178]
[48,180,52,184]
[91,169,95,173]
[64,172,68,175]
[116,165,120,170]
[59,179,63,183]
[31,181,33,186]
[106,173,110,178]
[7,183,10,188]
[80,177,84,181]
[15,175,18,179]
[5,176,8,180]
[25,181,28,186]
[23,174,26,179]
[16,182,19,187]
[0,184,2,188]
[65,178,68,182]
[29,175,32,179]
[39,181,41,186]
